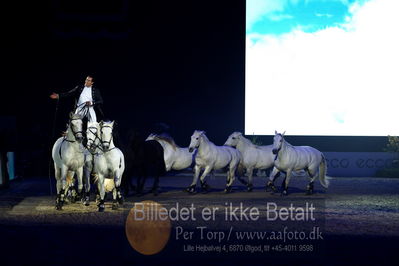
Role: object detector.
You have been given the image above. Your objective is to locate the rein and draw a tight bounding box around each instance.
[75,102,93,121]
[85,126,102,155]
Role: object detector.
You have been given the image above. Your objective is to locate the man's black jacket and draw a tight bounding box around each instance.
[59,85,104,119]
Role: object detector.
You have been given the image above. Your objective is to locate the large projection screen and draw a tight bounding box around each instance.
[245,0,399,136]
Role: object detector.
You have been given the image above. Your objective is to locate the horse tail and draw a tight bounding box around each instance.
[93,174,115,192]
[236,162,246,177]
[319,154,330,188]
[104,179,115,193]
[93,174,98,184]
[66,171,74,187]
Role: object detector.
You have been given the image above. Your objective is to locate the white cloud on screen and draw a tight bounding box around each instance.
[246,0,399,136]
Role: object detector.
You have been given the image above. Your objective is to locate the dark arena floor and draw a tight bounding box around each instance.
[1,174,398,265]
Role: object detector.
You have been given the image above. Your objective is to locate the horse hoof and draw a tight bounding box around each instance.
[117,197,124,205]
[201,183,210,193]
[238,178,248,186]
[112,202,119,210]
[247,185,253,192]
[55,198,64,210]
[280,190,288,196]
[224,186,232,193]
[306,190,313,195]
[98,205,105,212]
[83,196,90,206]
[186,186,196,194]
[266,182,276,192]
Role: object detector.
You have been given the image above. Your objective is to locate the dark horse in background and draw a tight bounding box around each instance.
[122,130,166,196]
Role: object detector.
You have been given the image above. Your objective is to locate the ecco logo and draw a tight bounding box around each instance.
[326,158,393,169]
[326,159,349,168]
[355,159,392,169]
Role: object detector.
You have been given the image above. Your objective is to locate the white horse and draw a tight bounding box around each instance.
[82,121,102,206]
[187,130,241,193]
[146,133,193,171]
[224,132,275,191]
[268,131,329,195]
[94,121,125,211]
[51,113,85,210]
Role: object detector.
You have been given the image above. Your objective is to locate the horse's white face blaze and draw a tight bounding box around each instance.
[272,133,284,154]
[224,132,241,147]
[189,131,202,152]
[70,116,83,143]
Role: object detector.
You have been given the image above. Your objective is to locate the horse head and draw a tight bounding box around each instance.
[272,130,286,154]
[69,112,84,143]
[189,130,205,152]
[224,132,242,147]
[86,121,100,153]
[99,120,114,152]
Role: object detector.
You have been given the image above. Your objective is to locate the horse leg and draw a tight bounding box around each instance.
[306,168,317,195]
[151,176,160,196]
[281,170,292,196]
[112,170,123,209]
[266,167,279,193]
[135,173,146,196]
[54,165,61,194]
[186,165,201,193]
[76,167,84,202]
[115,170,124,205]
[236,165,248,186]
[111,176,120,210]
[56,166,68,210]
[199,166,212,193]
[97,173,106,212]
[83,166,91,206]
[111,187,118,210]
[224,166,236,193]
[246,167,254,192]
[66,170,76,203]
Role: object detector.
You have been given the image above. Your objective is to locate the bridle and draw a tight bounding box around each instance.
[100,124,116,152]
[59,116,84,160]
[65,116,84,142]
[86,126,101,153]
[273,134,284,161]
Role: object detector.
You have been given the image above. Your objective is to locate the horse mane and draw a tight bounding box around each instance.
[196,131,208,140]
[240,135,257,147]
[279,133,293,148]
[153,134,179,150]
[70,113,82,120]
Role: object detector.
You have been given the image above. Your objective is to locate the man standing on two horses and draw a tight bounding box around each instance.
[49,75,104,122]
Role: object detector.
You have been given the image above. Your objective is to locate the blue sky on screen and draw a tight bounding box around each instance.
[247,0,361,35]
[245,0,399,136]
